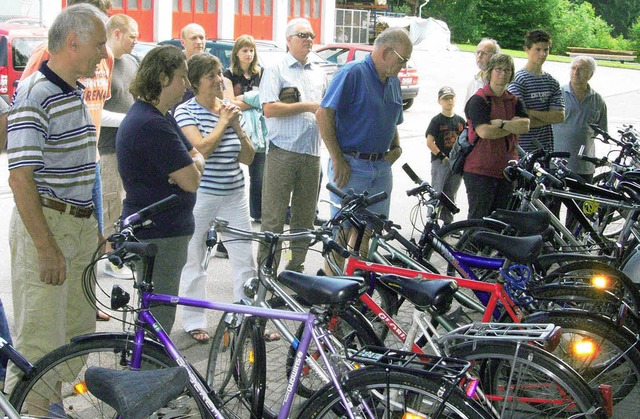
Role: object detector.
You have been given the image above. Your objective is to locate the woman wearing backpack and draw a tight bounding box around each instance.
[463,53,530,219]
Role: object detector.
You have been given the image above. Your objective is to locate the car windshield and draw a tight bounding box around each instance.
[11,36,46,70]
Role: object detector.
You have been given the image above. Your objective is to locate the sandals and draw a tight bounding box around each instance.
[96,310,111,321]
[188,328,210,344]
[264,330,281,342]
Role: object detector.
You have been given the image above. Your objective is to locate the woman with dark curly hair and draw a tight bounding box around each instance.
[116,45,205,333]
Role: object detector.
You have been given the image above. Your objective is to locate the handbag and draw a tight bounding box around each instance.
[448,127,474,175]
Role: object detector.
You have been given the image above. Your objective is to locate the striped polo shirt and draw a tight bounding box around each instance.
[174,97,245,195]
[7,62,96,207]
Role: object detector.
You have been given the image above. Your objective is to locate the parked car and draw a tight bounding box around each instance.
[0,18,47,103]
[158,38,338,82]
[315,43,420,110]
[131,41,158,63]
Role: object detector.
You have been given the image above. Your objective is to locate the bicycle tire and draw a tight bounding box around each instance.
[205,314,266,419]
[524,311,640,416]
[297,368,493,418]
[531,284,640,334]
[543,260,640,314]
[448,339,602,418]
[9,333,212,418]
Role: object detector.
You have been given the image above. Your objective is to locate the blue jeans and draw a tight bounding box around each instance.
[92,161,104,235]
[248,152,265,220]
[327,155,393,217]
[0,298,12,382]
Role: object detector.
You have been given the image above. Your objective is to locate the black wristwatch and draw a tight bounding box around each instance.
[500,120,506,129]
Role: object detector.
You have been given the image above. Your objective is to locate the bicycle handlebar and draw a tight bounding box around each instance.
[121,194,180,229]
[0,337,35,378]
[402,163,460,215]
[326,183,388,207]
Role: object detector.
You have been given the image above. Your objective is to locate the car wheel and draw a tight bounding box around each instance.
[402,98,413,110]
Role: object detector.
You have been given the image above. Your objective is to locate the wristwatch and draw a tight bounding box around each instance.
[500,120,506,129]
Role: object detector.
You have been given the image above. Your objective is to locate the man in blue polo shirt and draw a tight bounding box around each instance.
[317,27,409,269]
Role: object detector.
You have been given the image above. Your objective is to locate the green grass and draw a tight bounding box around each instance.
[455,44,640,70]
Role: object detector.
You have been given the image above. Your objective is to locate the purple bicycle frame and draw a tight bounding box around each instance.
[127,290,350,419]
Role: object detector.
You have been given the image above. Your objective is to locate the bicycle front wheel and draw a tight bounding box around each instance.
[9,333,211,418]
[205,313,266,419]
[448,340,601,418]
[298,368,492,419]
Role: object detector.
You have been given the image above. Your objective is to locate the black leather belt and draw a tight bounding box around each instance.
[40,196,94,218]
[344,151,386,161]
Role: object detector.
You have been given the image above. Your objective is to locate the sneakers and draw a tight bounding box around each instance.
[214,243,229,259]
[103,260,133,279]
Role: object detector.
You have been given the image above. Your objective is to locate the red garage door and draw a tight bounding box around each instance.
[172,0,218,39]
[234,0,273,40]
[289,0,322,40]
[108,0,154,42]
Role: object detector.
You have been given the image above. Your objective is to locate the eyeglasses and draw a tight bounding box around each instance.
[392,48,410,64]
[475,51,493,57]
[493,67,512,74]
[291,32,316,40]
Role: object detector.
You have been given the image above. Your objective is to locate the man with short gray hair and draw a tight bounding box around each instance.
[465,38,500,101]
[5,4,108,401]
[552,55,607,183]
[257,18,327,273]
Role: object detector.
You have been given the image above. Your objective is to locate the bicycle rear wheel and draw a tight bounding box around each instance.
[524,311,640,417]
[298,368,493,418]
[448,340,602,418]
[9,334,211,418]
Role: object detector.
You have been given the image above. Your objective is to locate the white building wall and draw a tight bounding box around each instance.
[154,0,172,42]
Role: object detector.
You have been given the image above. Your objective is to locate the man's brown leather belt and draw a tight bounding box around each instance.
[40,196,94,218]
[345,151,386,161]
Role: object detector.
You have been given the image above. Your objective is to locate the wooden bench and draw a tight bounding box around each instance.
[566,47,637,63]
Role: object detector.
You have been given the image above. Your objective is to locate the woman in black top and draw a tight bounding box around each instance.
[223,35,265,222]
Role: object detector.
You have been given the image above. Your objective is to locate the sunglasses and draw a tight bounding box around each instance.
[392,48,410,64]
[291,32,316,40]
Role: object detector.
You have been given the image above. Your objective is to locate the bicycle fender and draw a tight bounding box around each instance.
[70,332,167,353]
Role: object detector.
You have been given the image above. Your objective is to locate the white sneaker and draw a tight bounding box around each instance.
[103,260,133,279]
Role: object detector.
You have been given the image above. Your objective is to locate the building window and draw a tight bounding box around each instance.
[173,0,179,11]
[142,0,151,9]
[182,0,191,12]
[243,0,250,14]
[293,0,300,17]
[253,0,261,16]
[207,0,216,13]
[313,0,320,18]
[264,0,271,16]
[112,0,123,8]
[196,0,204,12]
[127,0,137,10]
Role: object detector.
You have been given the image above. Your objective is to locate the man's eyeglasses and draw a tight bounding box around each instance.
[392,48,410,64]
[291,32,316,40]
[475,51,492,57]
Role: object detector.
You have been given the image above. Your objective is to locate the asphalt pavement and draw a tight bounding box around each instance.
[1,47,640,409]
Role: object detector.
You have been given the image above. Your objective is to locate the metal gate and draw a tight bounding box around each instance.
[335,8,369,44]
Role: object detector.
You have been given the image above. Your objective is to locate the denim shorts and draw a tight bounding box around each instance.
[327,155,393,217]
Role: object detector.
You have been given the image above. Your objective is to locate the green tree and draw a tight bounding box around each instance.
[421,0,482,44]
[585,0,640,38]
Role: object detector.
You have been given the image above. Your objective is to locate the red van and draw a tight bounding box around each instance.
[0,18,48,103]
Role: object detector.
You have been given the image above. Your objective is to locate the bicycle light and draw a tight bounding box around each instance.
[111,284,130,310]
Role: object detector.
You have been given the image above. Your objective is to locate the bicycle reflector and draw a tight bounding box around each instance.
[598,384,613,418]
[73,381,89,395]
[573,339,598,358]
[591,274,609,289]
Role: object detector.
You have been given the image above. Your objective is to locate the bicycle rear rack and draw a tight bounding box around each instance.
[348,346,470,380]
[439,322,561,349]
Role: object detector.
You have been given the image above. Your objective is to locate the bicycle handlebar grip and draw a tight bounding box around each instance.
[436,191,460,214]
[365,191,388,206]
[401,163,423,184]
[549,152,570,159]
[121,242,158,258]
[322,236,351,258]
[326,183,347,199]
[0,338,35,378]
[122,194,180,227]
